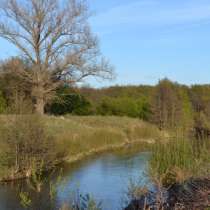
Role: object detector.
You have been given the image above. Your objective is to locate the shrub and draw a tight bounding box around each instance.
[0,115,56,179]
[47,87,92,116]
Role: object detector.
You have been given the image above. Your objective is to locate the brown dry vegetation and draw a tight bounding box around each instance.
[0,115,161,181]
[45,115,161,161]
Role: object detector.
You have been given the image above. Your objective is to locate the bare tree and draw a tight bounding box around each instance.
[0,0,114,114]
[151,79,183,130]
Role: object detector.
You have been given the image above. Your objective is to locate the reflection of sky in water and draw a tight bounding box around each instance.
[0,151,151,210]
[56,152,151,210]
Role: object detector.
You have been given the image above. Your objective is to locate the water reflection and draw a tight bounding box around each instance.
[0,147,151,210]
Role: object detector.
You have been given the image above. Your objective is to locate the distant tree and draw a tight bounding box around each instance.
[139,100,151,121]
[190,85,210,138]
[194,111,210,139]
[190,85,210,115]
[97,96,151,119]
[0,0,114,114]
[178,86,193,134]
[151,79,183,130]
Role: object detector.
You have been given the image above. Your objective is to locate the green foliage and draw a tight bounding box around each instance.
[79,81,201,136]
[178,87,194,133]
[97,96,151,119]
[151,139,194,175]
[80,81,210,136]
[48,87,92,116]
[1,67,210,138]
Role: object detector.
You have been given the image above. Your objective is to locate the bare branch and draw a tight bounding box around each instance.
[0,0,114,114]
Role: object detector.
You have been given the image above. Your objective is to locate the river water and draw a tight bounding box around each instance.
[0,147,151,210]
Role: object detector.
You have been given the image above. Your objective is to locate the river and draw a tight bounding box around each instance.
[0,147,151,210]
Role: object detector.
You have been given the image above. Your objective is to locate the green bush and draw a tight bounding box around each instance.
[47,87,92,116]
[97,97,151,119]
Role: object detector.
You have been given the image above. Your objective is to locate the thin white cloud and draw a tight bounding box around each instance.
[91,0,210,28]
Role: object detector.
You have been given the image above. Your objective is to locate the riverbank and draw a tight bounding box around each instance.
[125,177,210,210]
[125,136,210,210]
[0,115,162,182]
[45,116,161,164]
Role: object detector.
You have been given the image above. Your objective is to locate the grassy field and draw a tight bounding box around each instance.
[45,115,162,162]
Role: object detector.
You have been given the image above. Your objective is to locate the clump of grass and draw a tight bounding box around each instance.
[150,138,210,186]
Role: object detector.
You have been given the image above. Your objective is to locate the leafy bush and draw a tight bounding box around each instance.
[47,87,92,116]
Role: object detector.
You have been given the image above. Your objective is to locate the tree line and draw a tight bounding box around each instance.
[0,0,209,138]
[61,80,210,138]
[0,59,210,138]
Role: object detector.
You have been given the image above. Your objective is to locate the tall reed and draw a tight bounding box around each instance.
[150,138,210,185]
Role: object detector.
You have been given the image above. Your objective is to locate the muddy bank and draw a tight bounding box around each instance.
[125,177,210,210]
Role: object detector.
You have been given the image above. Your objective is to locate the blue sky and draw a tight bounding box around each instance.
[1,0,210,87]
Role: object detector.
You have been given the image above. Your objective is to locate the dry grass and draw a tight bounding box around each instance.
[44,115,161,162]
[0,115,161,180]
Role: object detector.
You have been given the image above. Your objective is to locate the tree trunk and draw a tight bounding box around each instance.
[33,80,45,115]
[35,97,45,115]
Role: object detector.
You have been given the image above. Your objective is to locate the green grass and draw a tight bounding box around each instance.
[150,138,210,185]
